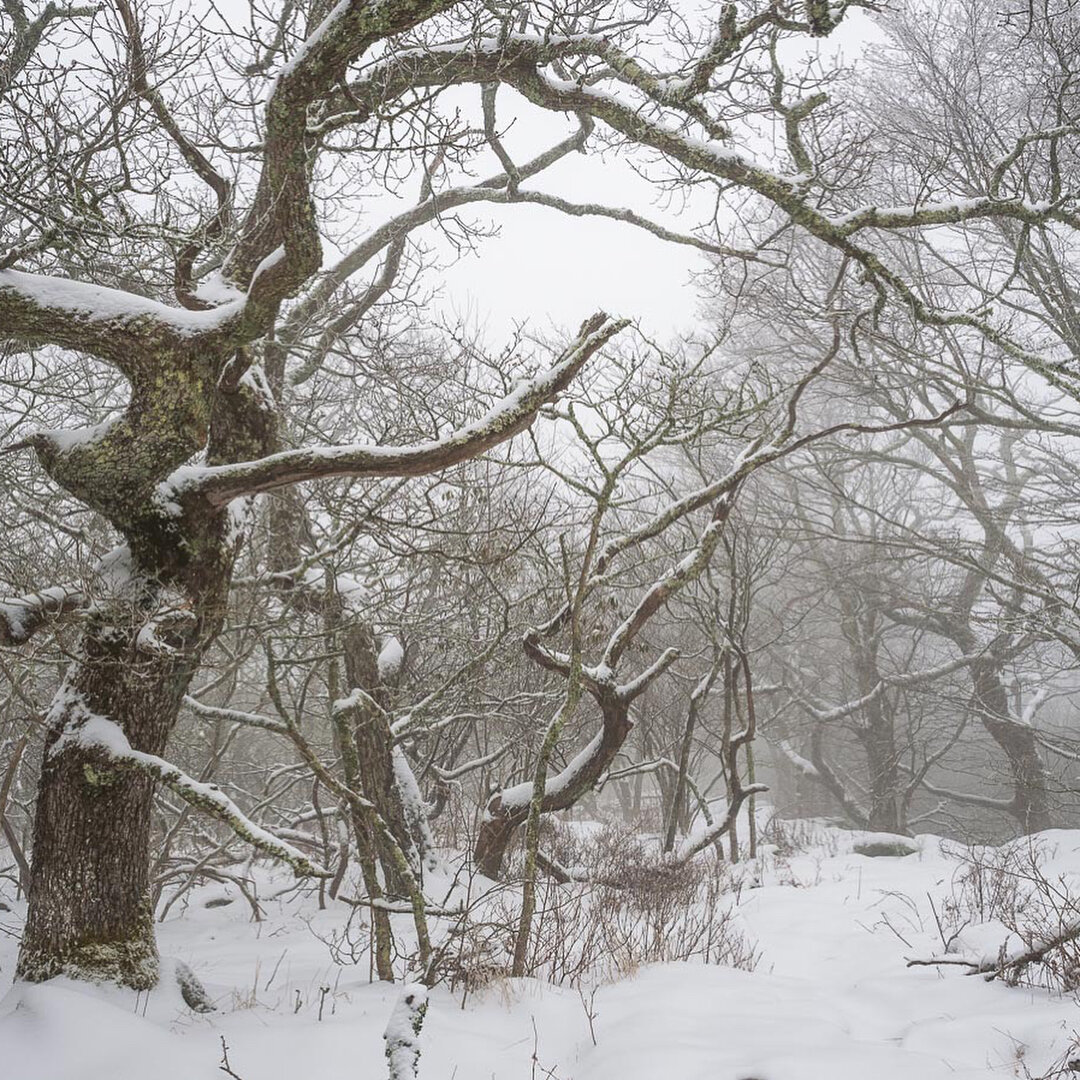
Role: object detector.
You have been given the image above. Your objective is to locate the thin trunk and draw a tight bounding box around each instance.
[746,742,757,859]
[340,623,421,892]
[324,607,395,981]
[511,684,580,976]
[664,689,702,853]
[722,645,738,862]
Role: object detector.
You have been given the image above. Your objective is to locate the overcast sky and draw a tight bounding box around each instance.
[431,151,708,342]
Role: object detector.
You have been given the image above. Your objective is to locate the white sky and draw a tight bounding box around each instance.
[429,148,709,342]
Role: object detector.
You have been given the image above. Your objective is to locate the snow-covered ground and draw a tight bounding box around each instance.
[3,824,1078,1079]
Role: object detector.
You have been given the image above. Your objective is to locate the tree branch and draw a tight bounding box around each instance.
[168,312,626,506]
[54,712,327,876]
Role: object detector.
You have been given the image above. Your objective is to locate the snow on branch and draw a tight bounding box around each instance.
[783,649,991,724]
[0,268,244,367]
[181,695,289,734]
[0,583,83,645]
[616,646,680,701]
[773,734,869,828]
[165,312,627,507]
[384,985,429,1080]
[339,36,1076,391]
[431,743,511,782]
[917,778,1017,815]
[828,196,1080,237]
[775,738,820,780]
[671,778,768,863]
[496,729,606,814]
[54,706,326,877]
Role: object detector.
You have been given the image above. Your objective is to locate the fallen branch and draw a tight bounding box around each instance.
[907,918,1080,981]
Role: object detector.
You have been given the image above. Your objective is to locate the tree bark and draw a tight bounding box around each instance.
[16,360,267,987]
[971,658,1053,832]
[838,591,904,833]
[862,719,902,833]
[340,622,421,892]
[17,585,220,986]
[474,696,632,879]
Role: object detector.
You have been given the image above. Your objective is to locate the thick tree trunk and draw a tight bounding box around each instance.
[862,720,902,834]
[837,596,905,834]
[17,624,204,986]
[16,368,258,988]
[944,606,1054,833]
[10,272,615,990]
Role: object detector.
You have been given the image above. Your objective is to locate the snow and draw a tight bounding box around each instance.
[828,196,992,227]
[0,601,27,639]
[497,728,605,811]
[332,686,369,714]
[236,362,276,409]
[191,271,245,307]
[161,313,625,499]
[134,619,178,655]
[778,737,820,777]
[47,705,320,874]
[0,245,292,345]
[36,415,118,453]
[336,572,368,610]
[224,497,254,551]
[95,545,136,592]
[384,984,428,1079]
[0,269,244,337]
[534,73,797,185]
[377,635,404,681]
[391,746,436,871]
[3,826,1080,1079]
[1021,688,1049,726]
[249,244,287,288]
[0,585,74,639]
[825,195,1061,233]
[273,0,351,82]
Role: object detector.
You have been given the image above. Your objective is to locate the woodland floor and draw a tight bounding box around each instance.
[2,821,1078,1079]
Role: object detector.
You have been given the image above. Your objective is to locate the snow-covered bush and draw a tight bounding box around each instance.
[757,816,843,860]
[936,835,1080,992]
[439,821,758,992]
